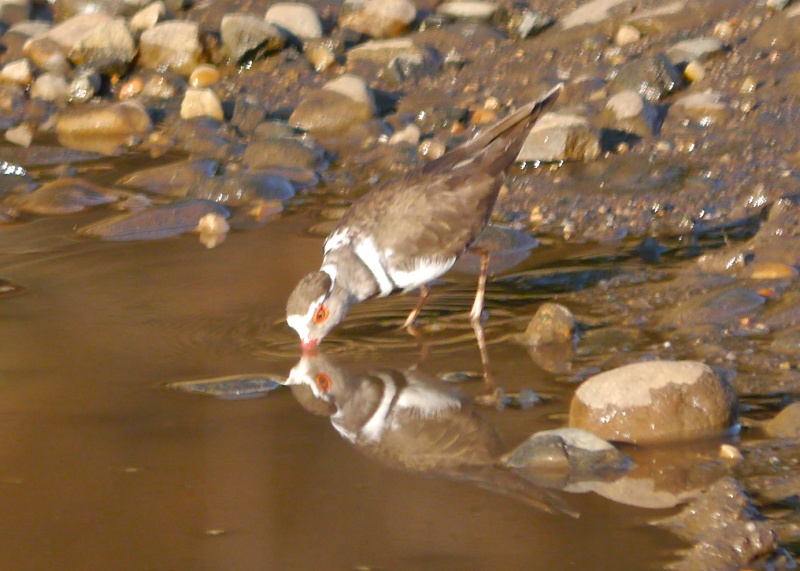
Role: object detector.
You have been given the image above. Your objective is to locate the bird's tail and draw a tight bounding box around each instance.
[422,83,563,178]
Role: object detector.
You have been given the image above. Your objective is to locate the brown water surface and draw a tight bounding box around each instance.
[0,211,685,570]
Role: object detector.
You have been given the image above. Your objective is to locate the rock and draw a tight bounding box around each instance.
[560,0,634,29]
[436,1,499,21]
[242,138,322,169]
[346,37,423,68]
[197,170,296,204]
[656,478,777,571]
[130,1,166,35]
[29,72,69,102]
[67,17,136,75]
[189,64,221,87]
[69,68,102,103]
[220,13,286,64]
[289,87,375,135]
[24,12,112,54]
[23,36,71,74]
[265,2,323,40]
[608,53,684,102]
[501,428,630,475]
[517,112,601,163]
[667,36,724,65]
[0,0,29,24]
[0,83,25,129]
[5,122,34,147]
[682,60,705,83]
[522,302,576,345]
[614,24,641,46]
[138,21,204,76]
[670,90,730,125]
[339,0,417,38]
[0,58,32,86]
[55,100,153,155]
[180,87,224,121]
[502,8,553,39]
[660,287,765,329]
[13,178,117,215]
[745,261,798,280]
[304,37,341,71]
[600,90,660,137]
[569,361,739,444]
[165,374,284,399]
[765,402,800,439]
[78,199,230,241]
[116,158,219,198]
[388,122,421,145]
[321,73,376,110]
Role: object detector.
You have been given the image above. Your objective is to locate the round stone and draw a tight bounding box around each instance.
[523,302,576,345]
[569,360,738,444]
[265,2,323,40]
[180,87,224,121]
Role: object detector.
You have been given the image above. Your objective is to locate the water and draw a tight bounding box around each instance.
[0,211,686,570]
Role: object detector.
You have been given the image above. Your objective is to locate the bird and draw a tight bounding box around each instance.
[284,352,575,515]
[286,84,563,350]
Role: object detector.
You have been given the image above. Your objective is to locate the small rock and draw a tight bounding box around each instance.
[746,261,798,280]
[55,100,153,155]
[180,87,224,121]
[667,36,724,66]
[29,72,69,102]
[304,37,341,71]
[569,360,739,444]
[608,53,684,102]
[436,1,499,21]
[69,68,101,103]
[79,199,230,241]
[220,13,286,64]
[614,24,641,46]
[671,90,730,125]
[117,158,219,198]
[347,37,423,68]
[322,73,375,110]
[13,178,117,215]
[765,401,800,439]
[388,122,421,145]
[265,2,323,40]
[67,17,136,75]
[682,60,705,83]
[130,1,166,35]
[5,122,34,147]
[196,211,229,234]
[289,87,375,134]
[718,444,743,462]
[139,21,204,76]
[503,8,553,39]
[242,138,322,169]
[502,427,630,475]
[600,90,660,137]
[340,0,417,38]
[518,112,601,163]
[418,138,446,159]
[560,0,632,29]
[523,302,576,346]
[0,58,32,86]
[189,64,221,87]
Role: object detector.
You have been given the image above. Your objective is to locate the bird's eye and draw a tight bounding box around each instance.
[316,373,332,393]
[313,304,328,323]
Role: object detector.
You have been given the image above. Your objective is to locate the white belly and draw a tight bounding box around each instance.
[389,256,456,291]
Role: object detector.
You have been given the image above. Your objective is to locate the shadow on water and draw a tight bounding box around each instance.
[0,210,697,570]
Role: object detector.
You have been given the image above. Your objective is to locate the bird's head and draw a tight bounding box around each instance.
[286,270,352,349]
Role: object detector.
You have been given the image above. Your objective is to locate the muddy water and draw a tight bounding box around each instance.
[0,208,690,570]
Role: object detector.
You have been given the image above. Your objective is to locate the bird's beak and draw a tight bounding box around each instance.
[301,339,318,354]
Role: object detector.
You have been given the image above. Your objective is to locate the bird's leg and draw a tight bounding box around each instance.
[469,249,491,323]
[402,284,431,333]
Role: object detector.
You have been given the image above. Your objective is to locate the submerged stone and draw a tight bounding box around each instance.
[117,159,219,198]
[13,178,117,215]
[78,199,229,241]
[165,374,284,399]
[522,302,576,346]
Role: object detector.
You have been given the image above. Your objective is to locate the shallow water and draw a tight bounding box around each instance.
[0,209,692,570]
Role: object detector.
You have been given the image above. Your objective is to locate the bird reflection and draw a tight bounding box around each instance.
[284,351,575,516]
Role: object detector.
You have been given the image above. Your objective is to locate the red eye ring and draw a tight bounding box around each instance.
[316,373,332,393]
[313,304,328,324]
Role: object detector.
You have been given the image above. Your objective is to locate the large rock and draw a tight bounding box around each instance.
[12,178,117,215]
[569,360,738,444]
[264,2,322,40]
[220,13,285,63]
[599,90,661,137]
[289,76,376,134]
[765,401,800,439]
[54,100,153,155]
[67,17,136,75]
[608,53,684,102]
[339,0,417,38]
[517,112,601,163]
[138,21,204,76]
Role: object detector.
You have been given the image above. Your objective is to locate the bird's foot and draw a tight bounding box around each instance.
[474,386,541,410]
